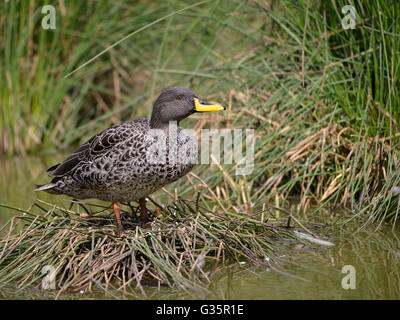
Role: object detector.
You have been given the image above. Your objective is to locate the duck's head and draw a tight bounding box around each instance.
[150,87,225,129]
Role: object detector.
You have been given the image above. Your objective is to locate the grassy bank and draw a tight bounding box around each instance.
[1,0,399,224]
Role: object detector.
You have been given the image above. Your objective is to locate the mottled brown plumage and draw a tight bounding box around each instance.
[35,87,225,237]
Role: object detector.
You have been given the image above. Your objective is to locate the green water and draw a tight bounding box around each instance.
[1,156,399,299]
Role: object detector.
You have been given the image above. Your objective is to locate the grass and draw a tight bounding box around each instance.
[0,198,303,298]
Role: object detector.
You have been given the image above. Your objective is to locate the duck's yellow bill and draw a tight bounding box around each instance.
[194,98,225,112]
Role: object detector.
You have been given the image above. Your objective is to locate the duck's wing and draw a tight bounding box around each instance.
[47,138,92,177]
[47,120,146,178]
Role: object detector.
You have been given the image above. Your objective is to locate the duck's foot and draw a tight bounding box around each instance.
[119,230,128,238]
[142,221,152,228]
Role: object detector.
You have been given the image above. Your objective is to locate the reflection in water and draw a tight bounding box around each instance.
[0,156,399,299]
[0,155,68,223]
[144,223,399,300]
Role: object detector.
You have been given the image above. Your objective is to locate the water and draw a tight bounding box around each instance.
[1,155,399,299]
[149,222,400,300]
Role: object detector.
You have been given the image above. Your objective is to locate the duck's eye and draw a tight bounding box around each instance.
[176,95,183,100]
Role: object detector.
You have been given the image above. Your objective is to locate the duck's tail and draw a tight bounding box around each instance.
[34,183,57,192]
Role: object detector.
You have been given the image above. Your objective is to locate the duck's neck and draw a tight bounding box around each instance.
[150,107,166,130]
[150,118,168,131]
[150,119,181,138]
[150,118,181,133]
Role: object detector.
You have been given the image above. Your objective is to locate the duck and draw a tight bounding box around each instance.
[35,87,225,237]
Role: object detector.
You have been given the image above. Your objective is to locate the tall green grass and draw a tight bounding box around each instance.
[1,0,399,225]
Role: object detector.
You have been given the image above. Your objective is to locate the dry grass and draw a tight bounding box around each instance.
[0,198,300,298]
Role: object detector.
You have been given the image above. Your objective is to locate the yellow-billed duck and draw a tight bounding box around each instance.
[35,87,225,237]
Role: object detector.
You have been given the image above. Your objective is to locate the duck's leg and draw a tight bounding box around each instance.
[139,198,147,224]
[113,202,127,238]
